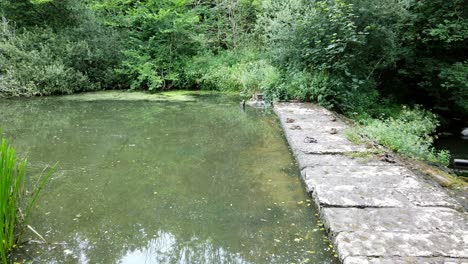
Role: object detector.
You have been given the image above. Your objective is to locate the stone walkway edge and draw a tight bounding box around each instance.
[273,102,468,264]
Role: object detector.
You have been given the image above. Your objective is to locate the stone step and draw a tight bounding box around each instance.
[302,165,423,192]
[344,256,468,264]
[312,184,460,209]
[335,231,468,260]
[322,207,468,234]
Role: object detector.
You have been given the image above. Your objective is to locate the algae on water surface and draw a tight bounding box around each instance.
[0,92,338,264]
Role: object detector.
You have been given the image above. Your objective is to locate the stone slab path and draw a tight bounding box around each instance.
[273,102,468,264]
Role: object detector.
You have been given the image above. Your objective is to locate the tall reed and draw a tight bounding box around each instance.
[0,136,54,262]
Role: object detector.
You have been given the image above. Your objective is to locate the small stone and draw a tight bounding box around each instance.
[291,125,302,130]
[379,153,396,163]
[304,136,318,143]
[330,128,338,134]
[286,118,296,123]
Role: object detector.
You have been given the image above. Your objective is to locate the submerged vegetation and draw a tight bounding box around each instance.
[0,136,54,262]
[0,0,466,164]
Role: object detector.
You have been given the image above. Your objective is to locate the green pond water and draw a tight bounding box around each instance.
[0,92,338,264]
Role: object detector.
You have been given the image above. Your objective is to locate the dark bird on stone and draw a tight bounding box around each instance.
[304,137,318,143]
[379,153,396,163]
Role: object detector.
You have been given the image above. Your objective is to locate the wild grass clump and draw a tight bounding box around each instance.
[351,106,451,166]
[0,136,54,262]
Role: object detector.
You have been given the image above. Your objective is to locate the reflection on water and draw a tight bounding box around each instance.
[120,231,248,264]
[0,92,338,264]
[435,135,468,161]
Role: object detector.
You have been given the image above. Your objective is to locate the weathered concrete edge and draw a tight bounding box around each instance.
[272,103,467,263]
[272,104,346,261]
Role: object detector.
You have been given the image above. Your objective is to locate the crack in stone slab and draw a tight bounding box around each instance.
[302,151,353,155]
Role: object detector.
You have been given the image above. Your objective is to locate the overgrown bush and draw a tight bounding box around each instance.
[355,107,451,166]
[238,60,280,98]
[258,0,394,113]
[183,50,246,91]
[264,70,331,105]
[0,13,121,96]
[183,47,280,98]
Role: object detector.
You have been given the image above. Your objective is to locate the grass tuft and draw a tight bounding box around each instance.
[0,136,55,262]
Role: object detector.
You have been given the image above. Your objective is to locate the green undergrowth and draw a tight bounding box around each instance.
[345,106,451,167]
[183,47,280,99]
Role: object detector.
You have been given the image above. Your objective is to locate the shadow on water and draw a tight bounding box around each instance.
[435,123,468,176]
[0,92,338,264]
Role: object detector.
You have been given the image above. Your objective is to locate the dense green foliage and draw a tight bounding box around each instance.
[0,136,54,261]
[0,0,466,164]
[1,0,466,113]
[0,0,122,95]
[259,0,467,118]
